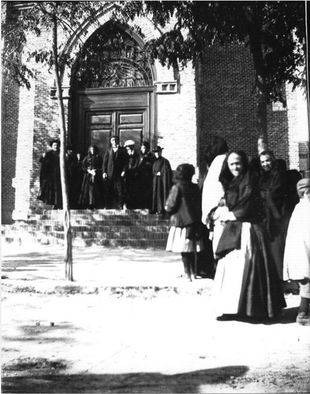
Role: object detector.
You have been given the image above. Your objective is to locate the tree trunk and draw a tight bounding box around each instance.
[53,15,73,281]
[256,87,268,139]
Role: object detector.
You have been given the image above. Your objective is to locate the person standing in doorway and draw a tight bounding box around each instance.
[102,136,128,209]
[151,146,172,215]
[123,140,140,209]
[79,145,103,209]
[136,141,155,210]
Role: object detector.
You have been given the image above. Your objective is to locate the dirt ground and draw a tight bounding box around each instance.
[1,244,310,393]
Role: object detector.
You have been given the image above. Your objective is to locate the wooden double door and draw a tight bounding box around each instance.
[87,109,146,153]
[72,88,154,155]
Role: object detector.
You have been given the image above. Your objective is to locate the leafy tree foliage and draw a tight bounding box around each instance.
[118,1,306,105]
[2,1,106,281]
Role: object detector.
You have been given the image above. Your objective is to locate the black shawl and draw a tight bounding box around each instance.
[216,171,261,258]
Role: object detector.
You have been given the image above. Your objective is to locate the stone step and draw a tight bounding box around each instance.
[2,231,167,248]
[11,223,169,233]
[2,209,170,249]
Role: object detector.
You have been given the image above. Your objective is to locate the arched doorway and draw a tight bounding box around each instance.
[70,22,155,154]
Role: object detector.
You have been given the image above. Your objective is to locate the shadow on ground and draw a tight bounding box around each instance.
[2,364,249,393]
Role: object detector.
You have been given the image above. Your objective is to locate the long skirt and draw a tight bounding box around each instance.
[213,222,286,319]
[166,226,204,253]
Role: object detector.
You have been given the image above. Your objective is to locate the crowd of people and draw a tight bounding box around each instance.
[38,134,310,325]
[165,135,309,325]
[38,137,172,213]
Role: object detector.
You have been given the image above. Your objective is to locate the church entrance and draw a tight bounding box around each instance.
[70,22,155,154]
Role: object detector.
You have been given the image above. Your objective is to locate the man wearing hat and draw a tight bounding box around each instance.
[151,146,172,214]
[283,178,310,325]
[102,136,128,209]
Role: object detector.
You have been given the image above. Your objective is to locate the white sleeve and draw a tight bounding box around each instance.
[201,154,226,224]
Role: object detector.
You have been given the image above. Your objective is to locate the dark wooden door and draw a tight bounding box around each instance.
[87,109,146,153]
[72,88,154,155]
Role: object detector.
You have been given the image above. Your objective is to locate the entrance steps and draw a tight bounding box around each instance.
[1,209,170,249]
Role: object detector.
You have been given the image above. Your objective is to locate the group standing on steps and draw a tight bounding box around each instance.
[38,137,172,214]
[38,134,310,325]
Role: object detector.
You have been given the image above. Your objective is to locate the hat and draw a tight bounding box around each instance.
[152,146,163,153]
[296,178,310,197]
[141,140,150,150]
[124,139,135,147]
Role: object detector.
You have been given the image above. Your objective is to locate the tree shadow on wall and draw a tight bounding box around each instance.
[2,364,249,393]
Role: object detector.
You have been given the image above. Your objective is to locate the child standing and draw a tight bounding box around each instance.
[283,178,310,325]
[165,164,204,281]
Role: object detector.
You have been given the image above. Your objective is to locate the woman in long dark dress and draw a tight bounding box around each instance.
[38,139,62,209]
[136,141,154,209]
[213,150,286,321]
[258,150,289,280]
[123,141,140,209]
[78,145,103,209]
[151,146,172,214]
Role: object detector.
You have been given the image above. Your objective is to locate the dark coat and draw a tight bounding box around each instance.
[152,156,172,213]
[259,166,288,239]
[124,152,140,209]
[165,182,202,228]
[79,153,103,208]
[216,171,263,258]
[102,147,128,179]
[38,150,62,208]
[65,152,80,208]
[136,152,155,209]
[258,166,293,279]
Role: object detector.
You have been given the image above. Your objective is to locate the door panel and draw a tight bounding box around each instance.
[87,108,147,154]
[75,89,153,155]
[119,128,143,146]
[119,113,143,125]
[90,129,112,152]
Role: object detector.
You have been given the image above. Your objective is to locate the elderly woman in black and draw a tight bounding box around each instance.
[213,150,285,321]
[79,145,103,209]
[258,150,289,280]
[165,164,204,281]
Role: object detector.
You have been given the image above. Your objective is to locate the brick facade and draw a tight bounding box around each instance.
[195,42,294,171]
[1,78,19,223]
[1,6,308,223]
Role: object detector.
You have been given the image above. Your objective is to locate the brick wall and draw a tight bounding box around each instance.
[285,84,309,170]
[156,63,197,170]
[195,42,291,170]
[2,9,307,223]
[31,69,61,212]
[1,77,19,224]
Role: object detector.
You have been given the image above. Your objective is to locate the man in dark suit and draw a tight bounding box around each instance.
[102,136,128,209]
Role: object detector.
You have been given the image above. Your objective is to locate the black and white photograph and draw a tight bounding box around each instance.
[1,1,310,392]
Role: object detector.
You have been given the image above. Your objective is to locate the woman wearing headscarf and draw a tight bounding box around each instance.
[213,150,285,321]
[258,150,289,280]
[165,164,204,281]
[78,145,103,209]
[283,178,310,326]
[201,136,228,257]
